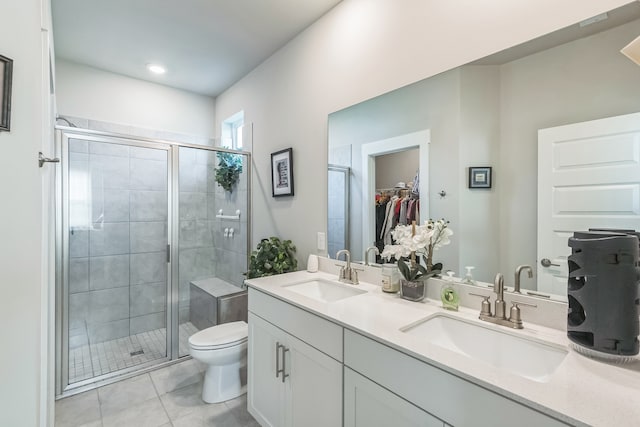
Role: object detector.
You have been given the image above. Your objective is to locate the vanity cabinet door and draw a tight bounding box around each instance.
[286,333,342,427]
[249,311,343,427]
[248,312,287,427]
[344,368,443,427]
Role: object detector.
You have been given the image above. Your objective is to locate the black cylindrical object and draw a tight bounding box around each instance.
[567,231,640,358]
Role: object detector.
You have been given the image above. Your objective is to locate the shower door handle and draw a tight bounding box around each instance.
[38,152,60,168]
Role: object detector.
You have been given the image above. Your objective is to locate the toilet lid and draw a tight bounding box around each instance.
[189,321,248,349]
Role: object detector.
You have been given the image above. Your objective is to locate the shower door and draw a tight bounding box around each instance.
[58,131,173,391]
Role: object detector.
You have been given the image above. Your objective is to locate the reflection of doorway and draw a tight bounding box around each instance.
[373,149,419,262]
[361,130,430,254]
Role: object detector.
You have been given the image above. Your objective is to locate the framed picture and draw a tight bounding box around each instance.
[271,148,294,197]
[0,54,13,132]
[469,166,492,188]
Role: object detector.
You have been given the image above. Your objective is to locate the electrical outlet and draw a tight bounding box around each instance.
[317,232,326,251]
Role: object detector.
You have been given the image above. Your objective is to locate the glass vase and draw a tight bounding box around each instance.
[400,279,426,302]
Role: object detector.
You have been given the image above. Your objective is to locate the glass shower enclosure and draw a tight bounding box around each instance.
[55,128,250,395]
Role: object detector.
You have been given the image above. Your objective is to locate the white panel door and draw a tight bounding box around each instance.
[538,112,640,295]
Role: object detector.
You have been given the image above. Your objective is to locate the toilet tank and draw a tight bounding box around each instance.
[189,278,248,330]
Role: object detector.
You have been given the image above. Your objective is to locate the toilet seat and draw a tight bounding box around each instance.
[188,321,248,350]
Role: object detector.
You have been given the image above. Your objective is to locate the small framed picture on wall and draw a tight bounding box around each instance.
[0,54,13,132]
[271,148,294,197]
[469,166,492,189]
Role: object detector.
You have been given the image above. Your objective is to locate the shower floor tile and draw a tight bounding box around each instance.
[69,322,199,384]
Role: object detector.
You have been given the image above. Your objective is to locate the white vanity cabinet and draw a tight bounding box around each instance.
[344,330,568,427]
[247,280,574,427]
[248,289,343,427]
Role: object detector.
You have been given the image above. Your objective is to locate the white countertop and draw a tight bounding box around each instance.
[245,270,640,427]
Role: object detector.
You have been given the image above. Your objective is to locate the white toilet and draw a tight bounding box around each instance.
[188,320,248,403]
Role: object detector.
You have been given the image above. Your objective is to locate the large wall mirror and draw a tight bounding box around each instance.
[327,3,640,299]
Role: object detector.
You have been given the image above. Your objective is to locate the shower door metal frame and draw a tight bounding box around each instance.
[55,126,253,397]
[327,164,351,254]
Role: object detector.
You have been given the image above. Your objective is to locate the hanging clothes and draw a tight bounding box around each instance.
[381,195,398,245]
[375,188,420,248]
[398,198,408,226]
[412,170,420,197]
[375,201,388,252]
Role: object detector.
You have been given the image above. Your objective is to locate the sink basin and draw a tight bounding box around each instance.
[283,279,366,303]
[401,314,567,382]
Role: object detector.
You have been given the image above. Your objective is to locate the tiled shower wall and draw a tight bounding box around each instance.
[68,139,169,347]
[178,148,248,329]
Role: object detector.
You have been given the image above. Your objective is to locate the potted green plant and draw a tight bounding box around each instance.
[246,237,298,279]
[381,219,452,301]
[214,152,243,192]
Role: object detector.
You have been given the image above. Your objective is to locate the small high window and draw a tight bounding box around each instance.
[221,111,244,150]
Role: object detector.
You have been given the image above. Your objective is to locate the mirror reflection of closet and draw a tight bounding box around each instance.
[374,148,420,263]
[375,149,419,189]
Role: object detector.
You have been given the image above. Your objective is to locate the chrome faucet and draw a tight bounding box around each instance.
[493,273,507,320]
[364,246,380,266]
[470,273,537,329]
[514,265,533,293]
[336,249,359,284]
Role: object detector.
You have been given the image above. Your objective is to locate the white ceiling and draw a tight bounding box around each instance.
[52,0,342,97]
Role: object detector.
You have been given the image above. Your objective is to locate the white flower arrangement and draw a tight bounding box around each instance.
[381,219,453,282]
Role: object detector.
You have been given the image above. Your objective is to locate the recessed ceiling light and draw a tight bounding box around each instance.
[147,63,166,75]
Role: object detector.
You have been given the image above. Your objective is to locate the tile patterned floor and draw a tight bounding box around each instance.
[56,358,259,427]
[70,323,199,384]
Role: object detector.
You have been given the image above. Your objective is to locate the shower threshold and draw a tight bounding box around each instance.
[69,322,198,384]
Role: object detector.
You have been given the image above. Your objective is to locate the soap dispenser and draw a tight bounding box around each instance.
[441,271,460,311]
[461,266,476,285]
